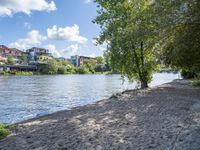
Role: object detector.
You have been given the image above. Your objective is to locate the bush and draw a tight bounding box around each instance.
[15,71,33,75]
[65,64,76,74]
[110,92,121,99]
[0,124,11,140]
[0,71,33,75]
[192,80,200,87]
[181,69,198,79]
[57,66,66,74]
[6,55,15,65]
[38,60,58,74]
[76,66,91,74]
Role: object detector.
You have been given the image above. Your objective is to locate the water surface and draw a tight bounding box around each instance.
[0,73,178,124]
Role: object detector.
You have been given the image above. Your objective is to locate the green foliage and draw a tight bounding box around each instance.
[155,0,200,73]
[57,60,76,74]
[19,54,28,63]
[103,51,112,71]
[181,69,199,79]
[0,124,11,140]
[110,92,121,99]
[82,59,97,73]
[192,80,200,87]
[94,0,159,88]
[0,71,33,75]
[6,55,15,65]
[15,71,33,75]
[76,66,91,74]
[94,0,200,82]
[96,56,104,64]
[57,66,66,74]
[39,59,58,74]
[94,65,105,72]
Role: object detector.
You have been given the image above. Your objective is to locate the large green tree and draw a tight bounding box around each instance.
[39,59,58,74]
[154,0,200,71]
[6,55,15,65]
[94,0,159,88]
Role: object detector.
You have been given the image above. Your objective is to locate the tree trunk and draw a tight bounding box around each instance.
[141,80,148,89]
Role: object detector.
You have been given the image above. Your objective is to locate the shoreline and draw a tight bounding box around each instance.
[7,77,175,125]
[1,79,200,150]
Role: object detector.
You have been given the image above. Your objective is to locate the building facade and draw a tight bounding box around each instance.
[26,47,51,64]
[0,45,12,57]
[70,55,96,67]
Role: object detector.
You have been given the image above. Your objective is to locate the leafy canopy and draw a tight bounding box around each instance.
[94,0,159,88]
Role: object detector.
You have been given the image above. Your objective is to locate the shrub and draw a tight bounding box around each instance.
[0,124,11,140]
[76,66,91,74]
[57,66,66,74]
[38,60,58,74]
[6,55,15,65]
[181,69,198,79]
[192,80,200,87]
[0,71,33,75]
[110,92,121,99]
[15,71,33,75]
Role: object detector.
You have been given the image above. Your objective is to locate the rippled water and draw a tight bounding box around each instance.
[0,73,179,124]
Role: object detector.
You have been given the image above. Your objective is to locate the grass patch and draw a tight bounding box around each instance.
[192,79,200,87]
[0,124,11,140]
[0,71,33,75]
[110,92,122,99]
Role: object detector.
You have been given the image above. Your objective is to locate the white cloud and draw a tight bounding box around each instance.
[47,25,88,44]
[24,22,31,29]
[44,44,61,58]
[62,44,79,56]
[84,0,92,4]
[60,44,80,58]
[89,53,96,58]
[10,30,47,50]
[0,0,56,16]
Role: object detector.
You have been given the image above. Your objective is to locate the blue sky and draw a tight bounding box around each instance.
[0,0,106,58]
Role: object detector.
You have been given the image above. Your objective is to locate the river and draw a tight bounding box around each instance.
[0,73,179,124]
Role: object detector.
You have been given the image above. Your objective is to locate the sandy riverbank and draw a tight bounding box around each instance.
[0,80,200,150]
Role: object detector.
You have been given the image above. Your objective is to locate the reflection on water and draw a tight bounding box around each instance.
[0,73,178,124]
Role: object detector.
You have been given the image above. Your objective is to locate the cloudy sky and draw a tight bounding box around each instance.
[0,0,106,58]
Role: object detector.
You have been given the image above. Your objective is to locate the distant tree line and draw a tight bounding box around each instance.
[38,56,109,75]
[2,56,111,75]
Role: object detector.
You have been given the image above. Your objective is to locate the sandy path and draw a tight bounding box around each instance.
[0,80,200,150]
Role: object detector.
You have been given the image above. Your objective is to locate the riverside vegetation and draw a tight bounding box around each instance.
[0,56,111,75]
[0,124,10,140]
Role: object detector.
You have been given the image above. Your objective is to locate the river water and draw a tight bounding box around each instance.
[0,73,179,124]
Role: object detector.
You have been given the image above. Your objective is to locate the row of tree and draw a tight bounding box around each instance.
[38,57,108,75]
[94,0,200,88]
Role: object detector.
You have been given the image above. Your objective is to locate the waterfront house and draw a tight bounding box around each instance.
[0,45,26,64]
[70,55,96,67]
[0,56,6,65]
[38,54,53,63]
[70,55,79,67]
[0,45,12,57]
[11,48,24,58]
[26,47,51,64]
[0,45,12,65]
